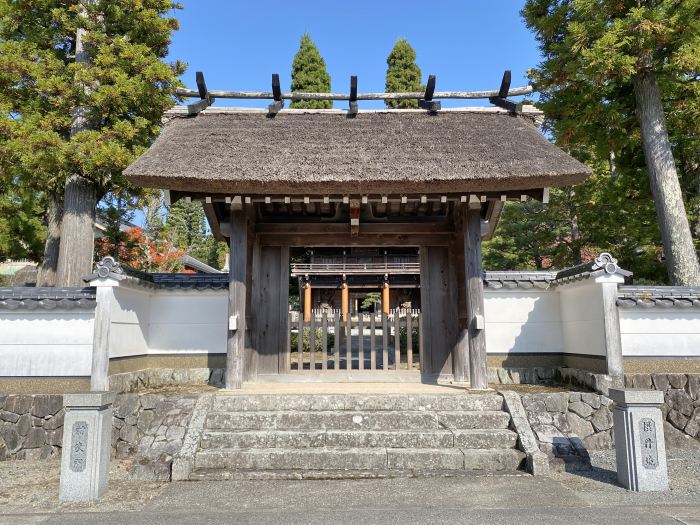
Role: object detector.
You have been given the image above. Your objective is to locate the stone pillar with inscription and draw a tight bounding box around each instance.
[59,391,116,502]
[610,388,669,492]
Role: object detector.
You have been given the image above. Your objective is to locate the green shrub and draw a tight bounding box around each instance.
[291,327,335,353]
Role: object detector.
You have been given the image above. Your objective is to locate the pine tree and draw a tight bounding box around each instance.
[0,0,185,286]
[521,0,700,285]
[290,34,331,109]
[384,39,423,109]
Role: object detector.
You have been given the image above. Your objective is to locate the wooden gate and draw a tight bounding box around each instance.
[287,310,422,373]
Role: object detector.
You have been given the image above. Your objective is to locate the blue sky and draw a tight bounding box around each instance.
[167,0,541,109]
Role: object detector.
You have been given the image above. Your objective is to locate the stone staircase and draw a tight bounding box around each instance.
[186,392,526,480]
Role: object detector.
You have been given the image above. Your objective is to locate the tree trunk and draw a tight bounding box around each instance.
[56,174,97,286]
[37,193,63,286]
[56,0,99,287]
[633,71,700,285]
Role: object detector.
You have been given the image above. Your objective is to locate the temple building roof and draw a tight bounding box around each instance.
[124,107,591,195]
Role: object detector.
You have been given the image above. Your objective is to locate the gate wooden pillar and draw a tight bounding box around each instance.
[463,205,488,389]
[226,206,248,389]
[382,281,390,315]
[303,282,312,322]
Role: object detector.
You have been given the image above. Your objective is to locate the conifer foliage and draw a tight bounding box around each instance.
[0,0,185,285]
[384,39,423,109]
[290,34,331,109]
[521,0,700,285]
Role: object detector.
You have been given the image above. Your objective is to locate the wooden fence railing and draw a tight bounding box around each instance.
[287,310,422,372]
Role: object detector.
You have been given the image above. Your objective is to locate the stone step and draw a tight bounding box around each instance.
[200,429,518,450]
[205,410,510,431]
[188,468,531,481]
[212,393,504,412]
[194,447,526,472]
[452,429,518,449]
[437,411,511,430]
[195,447,388,470]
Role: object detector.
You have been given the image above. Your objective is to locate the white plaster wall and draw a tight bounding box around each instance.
[558,281,606,356]
[109,285,151,358]
[148,290,227,354]
[620,309,700,357]
[0,311,93,376]
[484,289,563,354]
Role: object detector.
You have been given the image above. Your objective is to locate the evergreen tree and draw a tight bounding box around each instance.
[521,0,700,285]
[164,201,212,263]
[384,39,423,109]
[0,0,185,286]
[0,181,44,262]
[290,34,331,109]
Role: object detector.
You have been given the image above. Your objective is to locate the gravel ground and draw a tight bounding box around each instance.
[0,459,165,514]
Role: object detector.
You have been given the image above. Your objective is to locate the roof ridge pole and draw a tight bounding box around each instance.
[488,70,524,114]
[418,75,441,113]
[268,73,284,116]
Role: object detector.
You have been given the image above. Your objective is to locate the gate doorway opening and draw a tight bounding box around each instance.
[288,247,422,373]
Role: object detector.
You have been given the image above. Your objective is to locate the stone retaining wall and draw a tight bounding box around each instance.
[521,392,613,471]
[521,381,700,470]
[624,373,700,445]
[0,395,64,460]
[109,368,224,393]
[0,393,196,480]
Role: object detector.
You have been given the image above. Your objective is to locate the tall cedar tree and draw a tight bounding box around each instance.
[290,34,331,109]
[384,39,423,109]
[0,1,185,286]
[521,0,700,285]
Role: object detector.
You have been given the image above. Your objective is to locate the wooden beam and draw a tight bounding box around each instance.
[418,74,441,112]
[498,70,511,98]
[452,213,469,383]
[350,201,360,237]
[348,75,358,115]
[176,85,534,101]
[226,208,248,389]
[203,200,225,242]
[258,233,452,246]
[168,189,549,204]
[464,207,487,389]
[255,222,454,234]
[268,73,284,115]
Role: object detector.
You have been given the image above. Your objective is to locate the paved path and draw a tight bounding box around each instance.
[2,451,699,524]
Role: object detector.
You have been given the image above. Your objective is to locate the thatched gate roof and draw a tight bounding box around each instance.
[124,107,590,195]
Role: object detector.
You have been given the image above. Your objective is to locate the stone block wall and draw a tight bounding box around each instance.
[521,392,613,470]
[0,394,64,460]
[0,393,196,480]
[112,393,196,481]
[109,368,224,393]
[625,373,700,446]
[520,379,700,469]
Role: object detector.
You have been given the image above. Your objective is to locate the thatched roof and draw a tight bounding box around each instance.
[124,107,591,194]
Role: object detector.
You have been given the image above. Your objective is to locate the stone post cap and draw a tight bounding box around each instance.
[609,388,664,406]
[64,391,117,409]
